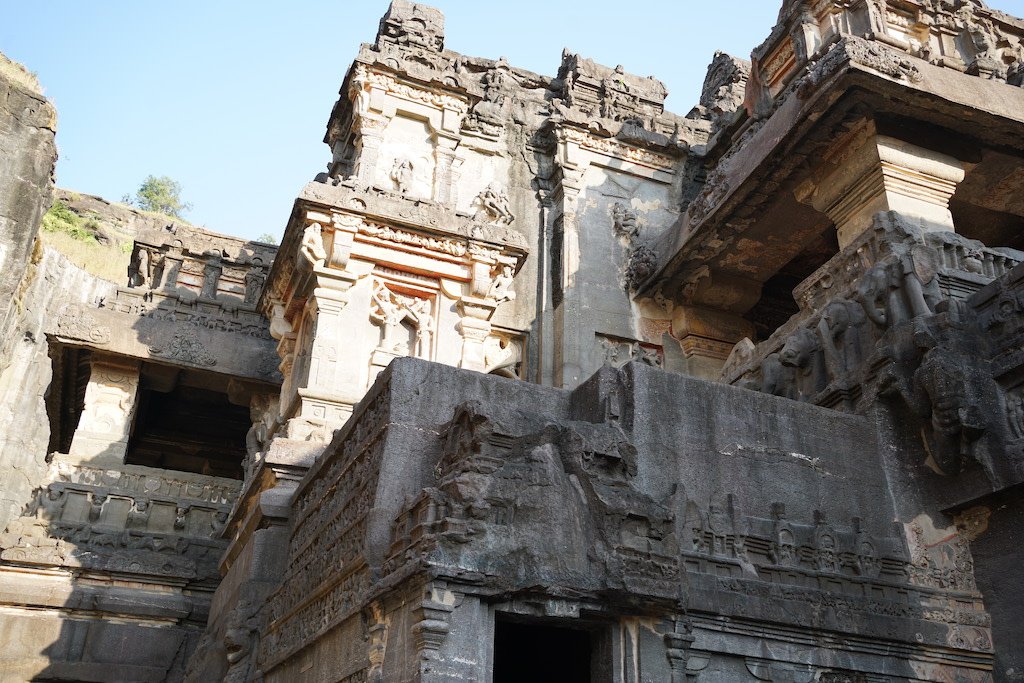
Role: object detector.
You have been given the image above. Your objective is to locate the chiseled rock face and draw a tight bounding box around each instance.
[0,52,58,534]
[0,51,57,366]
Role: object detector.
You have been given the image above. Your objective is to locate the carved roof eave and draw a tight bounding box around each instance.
[328,42,561,149]
[133,223,278,267]
[551,114,697,158]
[637,38,1024,300]
[298,181,528,254]
[550,121,689,183]
[325,50,475,148]
[46,304,280,386]
[259,184,530,313]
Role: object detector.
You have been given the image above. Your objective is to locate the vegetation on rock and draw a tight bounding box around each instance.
[125,175,192,219]
[39,200,131,283]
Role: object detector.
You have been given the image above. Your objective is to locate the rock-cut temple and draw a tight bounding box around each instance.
[2,1,1024,681]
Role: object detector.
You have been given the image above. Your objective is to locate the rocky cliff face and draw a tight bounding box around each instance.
[0,51,57,370]
[0,51,59,529]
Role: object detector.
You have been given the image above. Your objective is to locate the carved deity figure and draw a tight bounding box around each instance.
[407,296,434,359]
[88,492,107,523]
[175,505,190,531]
[128,247,152,288]
[31,487,67,522]
[244,269,266,305]
[1007,392,1024,440]
[473,183,515,225]
[390,158,414,194]
[600,65,631,120]
[611,202,639,240]
[372,282,407,352]
[370,281,411,354]
[487,263,516,303]
[299,223,327,268]
[127,500,151,530]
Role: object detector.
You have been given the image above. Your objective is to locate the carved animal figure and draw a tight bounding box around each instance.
[760,352,797,400]
[779,327,826,401]
[817,298,866,381]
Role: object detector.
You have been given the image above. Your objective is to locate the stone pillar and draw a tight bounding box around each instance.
[797,127,966,249]
[457,297,496,372]
[671,305,756,380]
[282,212,361,441]
[201,255,222,300]
[67,354,141,465]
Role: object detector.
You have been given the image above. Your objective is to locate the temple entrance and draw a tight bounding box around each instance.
[493,617,593,683]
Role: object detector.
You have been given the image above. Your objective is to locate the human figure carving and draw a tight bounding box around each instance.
[32,487,67,522]
[127,500,151,530]
[487,264,516,303]
[128,247,151,288]
[408,297,434,359]
[390,158,414,194]
[299,223,327,268]
[611,203,639,239]
[473,183,514,225]
[370,281,409,353]
[1007,393,1024,440]
[89,492,107,523]
[244,269,265,305]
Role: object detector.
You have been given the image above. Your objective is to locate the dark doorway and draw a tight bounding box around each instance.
[493,618,592,683]
[125,374,249,479]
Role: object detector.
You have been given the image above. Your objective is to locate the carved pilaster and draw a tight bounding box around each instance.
[355,115,389,186]
[201,257,222,300]
[552,128,589,388]
[664,617,695,683]
[412,585,456,676]
[160,251,183,293]
[433,135,459,204]
[457,297,495,373]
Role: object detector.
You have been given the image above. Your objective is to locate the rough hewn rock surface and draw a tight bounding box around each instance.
[0,51,56,369]
[0,51,58,530]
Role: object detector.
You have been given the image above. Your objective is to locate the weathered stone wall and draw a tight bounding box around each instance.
[253,358,994,682]
[0,51,57,369]
[0,250,115,531]
[0,50,59,531]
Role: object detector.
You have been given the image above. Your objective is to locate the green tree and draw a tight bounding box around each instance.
[132,175,192,219]
[257,232,278,244]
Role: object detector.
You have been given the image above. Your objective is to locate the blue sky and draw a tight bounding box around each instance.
[4,1,1024,241]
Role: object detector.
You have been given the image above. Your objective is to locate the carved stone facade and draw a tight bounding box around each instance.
[2,0,1024,680]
